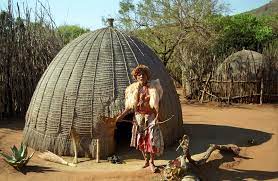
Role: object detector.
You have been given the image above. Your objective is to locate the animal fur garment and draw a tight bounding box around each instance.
[125,79,163,111]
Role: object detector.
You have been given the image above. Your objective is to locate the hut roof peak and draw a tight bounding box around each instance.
[107,18,114,27]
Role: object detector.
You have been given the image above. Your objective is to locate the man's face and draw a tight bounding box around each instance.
[136,71,148,85]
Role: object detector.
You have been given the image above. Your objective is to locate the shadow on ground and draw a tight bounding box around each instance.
[183,123,272,155]
[0,161,58,176]
[196,152,278,180]
[19,165,58,175]
[115,123,273,163]
[158,123,275,181]
[0,118,25,130]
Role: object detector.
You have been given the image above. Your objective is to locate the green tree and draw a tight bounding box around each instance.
[57,25,90,44]
[117,0,227,66]
[212,14,274,54]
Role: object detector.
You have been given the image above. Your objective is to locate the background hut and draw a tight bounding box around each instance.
[209,50,277,103]
[22,19,183,158]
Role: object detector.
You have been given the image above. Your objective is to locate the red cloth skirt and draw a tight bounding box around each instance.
[137,130,158,154]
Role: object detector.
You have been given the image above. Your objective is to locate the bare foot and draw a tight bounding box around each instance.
[149,163,157,173]
[72,157,78,164]
[142,161,149,168]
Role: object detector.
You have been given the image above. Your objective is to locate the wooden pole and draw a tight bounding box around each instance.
[260,77,264,105]
[228,78,233,104]
[96,139,100,163]
[70,128,79,164]
[200,72,212,103]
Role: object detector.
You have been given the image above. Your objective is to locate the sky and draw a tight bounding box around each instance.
[0,0,272,30]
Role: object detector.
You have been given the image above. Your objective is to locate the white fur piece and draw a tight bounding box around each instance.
[125,79,163,110]
[148,79,163,110]
[125,82,140,110]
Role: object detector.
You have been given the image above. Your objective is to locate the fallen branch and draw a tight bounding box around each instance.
[164,135,241,180]
[177,135,240,166]
[195,144,240,165]
[38,151,76,167]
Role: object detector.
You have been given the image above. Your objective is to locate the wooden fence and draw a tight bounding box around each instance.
[184,78,277,104]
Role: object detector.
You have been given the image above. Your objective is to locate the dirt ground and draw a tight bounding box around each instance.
[0,100,278,180]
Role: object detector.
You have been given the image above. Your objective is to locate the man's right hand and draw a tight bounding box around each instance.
[115,114,122,122]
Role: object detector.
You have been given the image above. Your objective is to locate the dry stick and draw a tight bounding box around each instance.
[260,77,264,105]
[176,135,196,165]
[195,144,240,165]
[143,115,174,131]
[158,115,175,125]
[96,139,100,163]
[200,90,262,102]
[119,119,134,123]
[70,128,80,164]
[38,151,76,167]
[200,72,212,103]
[200,90,219,101]
[208,80,261,83]
[118,115,174,126]
[228,77,233,104]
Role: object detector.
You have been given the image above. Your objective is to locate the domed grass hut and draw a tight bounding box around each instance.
[22,19,183,158]
[210,50,277,103]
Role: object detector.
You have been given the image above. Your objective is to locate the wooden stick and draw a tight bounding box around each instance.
[118,120,134,124]
[200,90,263,101]
[176,135,196,165]
[96,139,100,163]
[228,78,233,104]
[118,115,174,130]
[70,128,79,164]
[208,80,261,83]
[158,115,174,125]
[200,72,212,103]
[143,115,174,131]
[195,144,240,165]
[38,151,76,167]
[260,77,263,105]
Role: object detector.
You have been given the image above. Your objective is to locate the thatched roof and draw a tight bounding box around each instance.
[216,50,264,80]
[22,26,183,157]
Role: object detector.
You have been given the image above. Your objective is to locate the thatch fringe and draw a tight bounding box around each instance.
[22,128,71,156]
[23,127,116,158]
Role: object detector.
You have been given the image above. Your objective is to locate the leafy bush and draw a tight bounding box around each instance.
[57,25,90,44]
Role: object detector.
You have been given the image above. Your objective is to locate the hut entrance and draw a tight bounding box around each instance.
[114,113,133,151]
